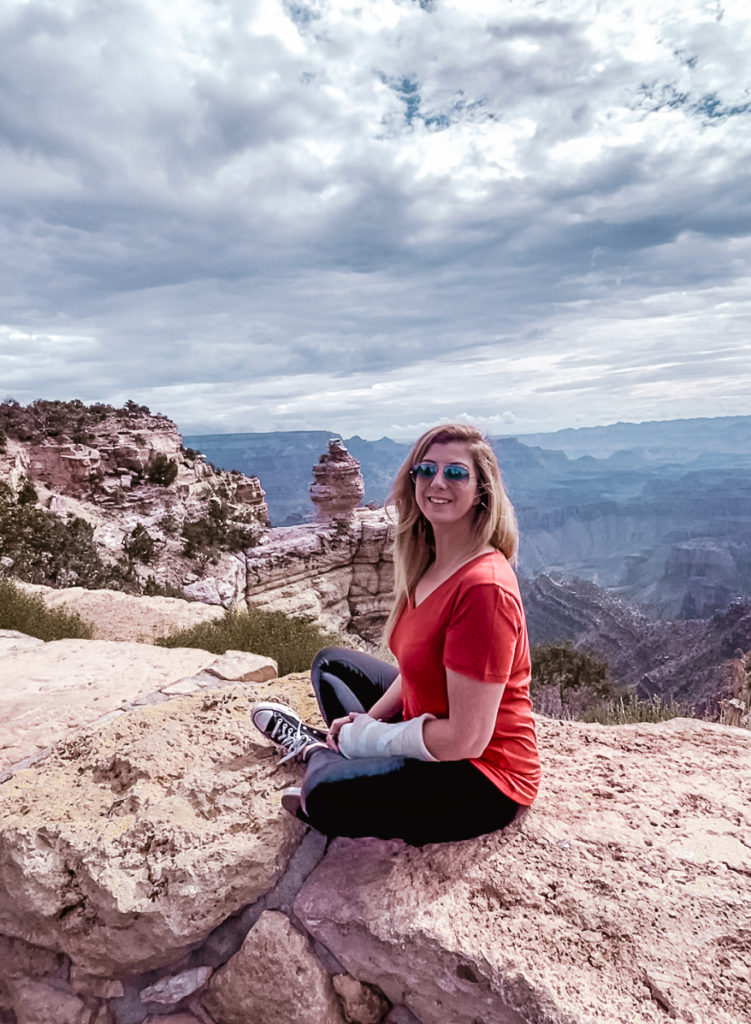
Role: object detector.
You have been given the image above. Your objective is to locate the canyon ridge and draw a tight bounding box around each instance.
[2,400,750,711]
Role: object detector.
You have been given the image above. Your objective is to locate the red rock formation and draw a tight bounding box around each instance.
[309,439,365,522]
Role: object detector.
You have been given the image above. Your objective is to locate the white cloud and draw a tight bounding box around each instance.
[1,0,750,437]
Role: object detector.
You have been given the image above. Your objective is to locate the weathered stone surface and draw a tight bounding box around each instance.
[0,632,312,780]
[333,973,390,1024]
[206,651,277,682]
[244,509,394,638]
[296,716,751,1024]
[0,639,216,771]
[161,678,202,696]
[202,910,346,1024]
[0,629,44,655]
[1,604,748,1024]
[182,578,222,604]
[28,442,104,495]
[70,966,125,998]
[384,1008,421,1024]
[9,980,90,1024]
[309,439,365,521]
[0,932,69,1016]
[140,966,213,1005]
[143,1016,202,1024]
[20,584,224,643]
[0,680,317,976]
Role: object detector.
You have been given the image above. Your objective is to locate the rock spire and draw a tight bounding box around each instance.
[309,439,365,521]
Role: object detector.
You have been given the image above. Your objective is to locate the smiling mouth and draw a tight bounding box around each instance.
[428,497,450,503]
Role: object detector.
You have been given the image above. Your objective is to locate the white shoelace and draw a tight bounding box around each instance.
[270,718,313,765]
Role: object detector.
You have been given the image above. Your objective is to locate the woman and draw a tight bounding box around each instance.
[251,423,540,845]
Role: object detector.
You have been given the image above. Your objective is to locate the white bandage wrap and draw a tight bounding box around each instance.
[338,713,438,761]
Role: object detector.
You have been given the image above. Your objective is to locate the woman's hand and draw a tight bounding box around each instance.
[327,711,364,751]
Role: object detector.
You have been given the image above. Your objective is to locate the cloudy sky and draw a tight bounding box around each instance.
[1,0,750,440]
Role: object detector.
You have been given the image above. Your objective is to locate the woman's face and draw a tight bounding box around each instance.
[413,440,481,529]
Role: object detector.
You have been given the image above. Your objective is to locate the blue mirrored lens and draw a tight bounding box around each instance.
[412,461,470,482]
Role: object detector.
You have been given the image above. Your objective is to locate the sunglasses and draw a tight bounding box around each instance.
[410,461,472,484]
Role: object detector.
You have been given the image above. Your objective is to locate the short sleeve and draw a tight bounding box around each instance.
[443,584,522,684]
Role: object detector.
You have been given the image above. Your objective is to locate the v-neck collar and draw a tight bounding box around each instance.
[410,549,497,609]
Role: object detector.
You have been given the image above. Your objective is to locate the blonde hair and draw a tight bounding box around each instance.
[383,423,519,641]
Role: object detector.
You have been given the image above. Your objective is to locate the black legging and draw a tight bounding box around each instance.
[299,647,520,846]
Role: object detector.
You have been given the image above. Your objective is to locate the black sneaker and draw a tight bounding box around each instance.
[250,702,328,764]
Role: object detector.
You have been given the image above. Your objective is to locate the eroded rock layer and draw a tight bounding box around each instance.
[309,438,365,522]
[242,509,394,641]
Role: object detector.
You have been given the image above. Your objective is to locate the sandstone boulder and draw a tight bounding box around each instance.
[8,980,90,1024]
[0,639,216,772]
[1,662,749,1024]
[202,910,346,1024]
[295,717,751,1024]
[333,973,391,1024]
[20,583,225,642]
[0,680,314,976]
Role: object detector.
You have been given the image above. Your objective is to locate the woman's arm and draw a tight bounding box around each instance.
[422,668,505,761]
[326,673,403,750]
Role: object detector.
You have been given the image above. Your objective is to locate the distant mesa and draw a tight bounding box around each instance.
[309,439,365,522]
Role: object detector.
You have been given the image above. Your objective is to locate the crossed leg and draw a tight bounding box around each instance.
[302,647,518,846]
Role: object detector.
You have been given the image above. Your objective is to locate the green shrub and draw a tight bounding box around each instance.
[530,641,693,724]
[0,578,92,641]
[156,607,340,676]
[124,400,150,416]
[142,577,189,599]
[147,452,179,486]
[122,524,160,564]
[158,513,178,536]
[0,397,150,445]
[0,481,113,588]
[17,478,38,505]
[579,694,690,726]
[531,642,621,719]
[181,500,260,564]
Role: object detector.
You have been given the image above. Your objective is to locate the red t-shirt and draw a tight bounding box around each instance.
[389,550,540,805]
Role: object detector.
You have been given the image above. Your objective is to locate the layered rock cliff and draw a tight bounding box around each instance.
[1,402,394,642]
[241,510,393,642]
[0,636,748,1024]
[0,400,268,595]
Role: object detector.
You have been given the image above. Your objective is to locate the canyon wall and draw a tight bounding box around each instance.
[242,511,394,643]
[4,403,750,710]
[0,402,268,596]
[189,424,751,621]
